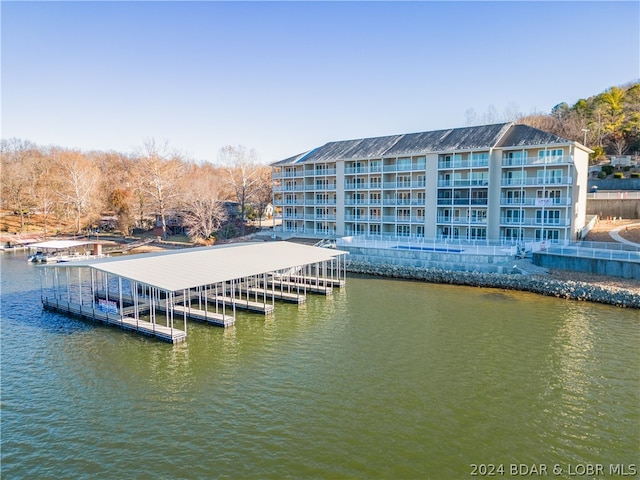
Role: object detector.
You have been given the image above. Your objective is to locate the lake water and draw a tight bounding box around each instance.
[1,250,638,479]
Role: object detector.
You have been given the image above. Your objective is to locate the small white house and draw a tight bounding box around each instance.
[611,155,632,167]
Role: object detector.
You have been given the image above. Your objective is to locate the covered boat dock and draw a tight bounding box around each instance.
[39,242,348,343]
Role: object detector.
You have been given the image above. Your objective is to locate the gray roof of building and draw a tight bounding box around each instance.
[495,124,571,147]
[270,122,578,166]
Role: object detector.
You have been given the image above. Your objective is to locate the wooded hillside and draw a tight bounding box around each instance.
[518,81,640,160]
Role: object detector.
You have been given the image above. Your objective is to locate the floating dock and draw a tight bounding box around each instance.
[39,242,348,343]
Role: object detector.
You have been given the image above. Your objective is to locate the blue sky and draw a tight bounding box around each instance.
[2,1,639,164]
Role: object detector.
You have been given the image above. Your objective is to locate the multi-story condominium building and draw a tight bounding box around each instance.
[271,123,591,243]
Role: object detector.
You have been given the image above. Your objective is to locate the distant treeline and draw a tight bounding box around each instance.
[0,140,272,240]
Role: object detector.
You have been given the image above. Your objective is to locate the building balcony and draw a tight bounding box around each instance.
[499,218,569,226]
[437,158,489,169]
[282,214,306,220]
[305,184,337,191]
[273,170,305,179]
[500,197,572,206]
[382,181,426,189]
[382,198,425,206]
[280,199,305,206]
[345,198,381,205]
[436,216,487,225]
[382,162,427,172]
[307,198,337,205]
[345,166,383,174]
[438,179,489,188]
[345,215,382,222]
[501,177,573,187]
[309,168,337,176]
[436,198,488,206]
[501,155,573,167]
[274,185,305,192]
[345,182,381,190]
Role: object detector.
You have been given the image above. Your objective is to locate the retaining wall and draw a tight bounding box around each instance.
[534,252,640,279]
[341,245,515,273]
[586,199,640,219]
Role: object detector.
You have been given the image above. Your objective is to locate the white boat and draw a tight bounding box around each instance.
[27,240,108,263]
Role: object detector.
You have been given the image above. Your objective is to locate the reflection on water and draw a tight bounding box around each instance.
[1,251,638,479]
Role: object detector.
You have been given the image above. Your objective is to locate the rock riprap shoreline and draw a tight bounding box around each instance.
[346,260,640,309]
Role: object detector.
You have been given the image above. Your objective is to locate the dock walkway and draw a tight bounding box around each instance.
[43,299,186,343]
[264,279,333,295]
[165,304,234,327]
[237,286,305,304]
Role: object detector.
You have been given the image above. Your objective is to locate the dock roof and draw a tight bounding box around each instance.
[29,240,95,250]
[57,242,347,292]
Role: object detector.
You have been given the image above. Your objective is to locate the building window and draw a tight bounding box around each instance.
[536,189,562,205]
[397,209,411,220]
[503,228,523,241]
[397,158,411,170]
[397,225,410,237]
[535,229,559,241]
[536,210,561,224]
[469,227,486,240]
[505,210,522,223]
[370,224,380,235]
[505,190,525,204]
[537,169,563,184]
[470,209,487,223]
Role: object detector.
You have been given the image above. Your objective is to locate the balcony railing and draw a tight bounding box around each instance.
[382,162,427,172]
[310,168,337,176]
[382,198,425,206]
[345,166,383,174]
[499,218,569,226]
[306,184,337,191]
[274,185,305,192]
[345,182,382,190]
[437,158,489,169]
[345,215,382,222]
[501,155,572,167]
[273,170,305,179]
[500,197,572,206]
[307,198,337,205]
[436,216,487,225]
[345,199,382,205]
[501,177,573,186]
[438,179,489,188]
[436,198,488,206]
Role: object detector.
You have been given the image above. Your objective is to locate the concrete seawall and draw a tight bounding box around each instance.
[534,252,640,279]
[341,245,514,273]
[346,260,640,309]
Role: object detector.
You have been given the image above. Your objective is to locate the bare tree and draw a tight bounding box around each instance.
[218,145,262,236]
[138,139,185,239]
[0,139,39,230]
[53,149,102,233]
[251,166,273,229]
[32,148,58,238]
[181,163,227,242]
